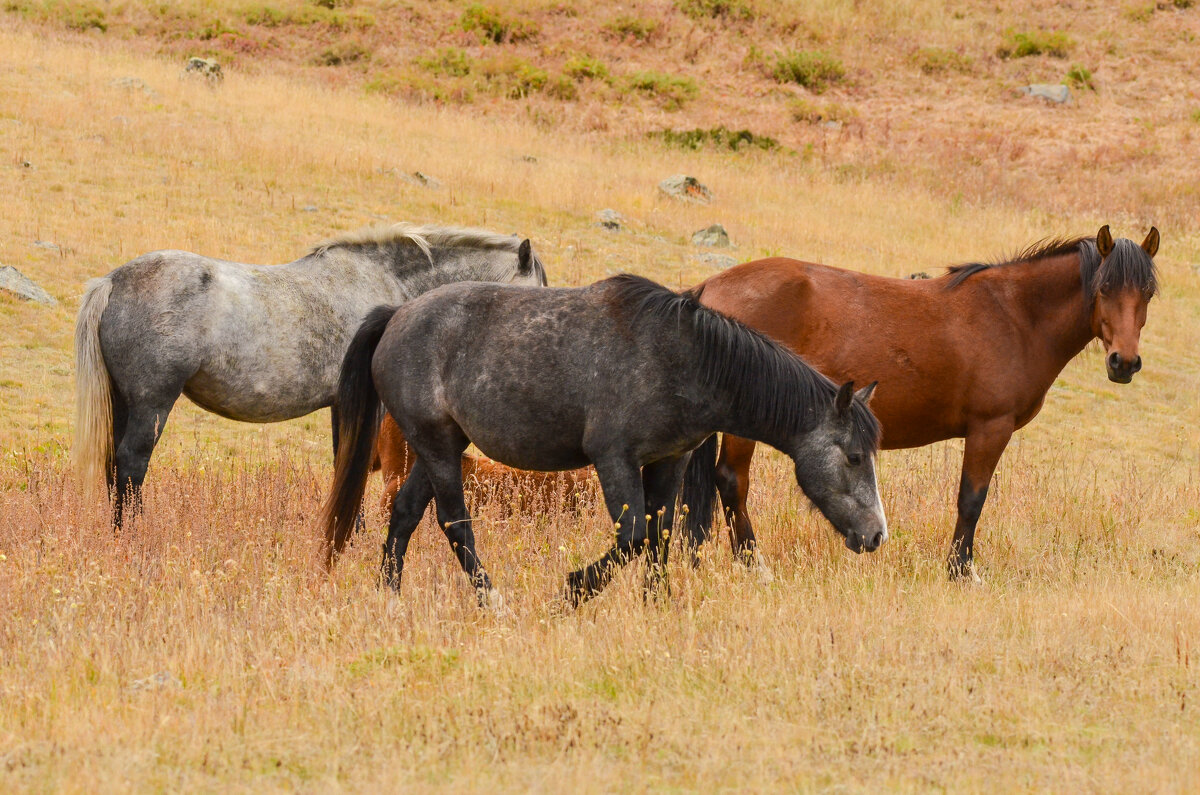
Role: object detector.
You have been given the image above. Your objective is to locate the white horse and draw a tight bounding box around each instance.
[74,223,548,527]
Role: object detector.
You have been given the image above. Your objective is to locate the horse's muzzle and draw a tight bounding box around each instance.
[1106,352,1142,384]
[845,528,886,554]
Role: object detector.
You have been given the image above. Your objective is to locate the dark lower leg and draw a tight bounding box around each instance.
[113,404,174,531]
[716,437,758,566]
[949,479,989,577]
[566,458,646,606]
[380,459,436,591]
[642,457,686,599]
[947,420,1012,579]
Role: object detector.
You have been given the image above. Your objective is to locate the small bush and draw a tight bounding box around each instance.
[311,0,352,8]
[675,0,754,20]
[650,126,777,151]
[479,55,547,98]
[315,41,369,66]
[625,71,699,110]
[197,18,238,40]
[1190,108,1200,123]
[1122,2,1155,21]
[997,29,1073,58]
[59,1,107,31]
[789,98,857,124]
[546,74,578,100]
[1064,63,1095,90]
[243,5,288,27]
[911,46,972,75]
[458,4,538,44]
[603,15,658,41]
[771,50,844,92]
[563,54,609,82]
[417,47,472,77]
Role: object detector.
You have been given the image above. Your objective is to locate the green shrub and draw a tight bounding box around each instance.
[546,74,578,100]
[1064,63,1094,90]
[997,29,1073,58]
[675,0,754,20]
[911,46,972,75]
[771,50,844,92]
[603,15,658,41]
[789,98,857,124]
[311,0,352,8]
[563,54,609,82]
[417,47,472,77]
[197,18,237,40]
[315,41,369,66]
[625,71,699,109]
[243,5,287,27]
[59,1,107,31]
[479,55,547,98]
[458,4,538,44]
[650,126,777,151]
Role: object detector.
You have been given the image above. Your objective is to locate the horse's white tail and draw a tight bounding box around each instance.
[74,277,114,494]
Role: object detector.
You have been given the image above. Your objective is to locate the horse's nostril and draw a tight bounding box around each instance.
[868,531,883,550]
[1107,351,1121,369]
[1133,356,1143,372]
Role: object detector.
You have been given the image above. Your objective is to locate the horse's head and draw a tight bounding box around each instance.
[510,239,549,287]
[1091,225,1158,384]
[792,381,887,554]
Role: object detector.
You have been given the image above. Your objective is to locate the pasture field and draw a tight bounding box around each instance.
[2,8,1200,792]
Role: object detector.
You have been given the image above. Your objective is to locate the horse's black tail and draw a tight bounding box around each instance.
[320,305,397,568]
[681,433,719,557]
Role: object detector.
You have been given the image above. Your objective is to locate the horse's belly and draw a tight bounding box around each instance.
[183,371,331,423]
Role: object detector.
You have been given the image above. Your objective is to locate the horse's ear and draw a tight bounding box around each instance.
[834,381,855,417]
[1097,225,1114,259]
[1141,226,1159,258]
[517,239,533,273]
[854,381,877,406]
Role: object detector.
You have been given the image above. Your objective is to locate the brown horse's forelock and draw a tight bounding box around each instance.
[604,274,881,453]
[1092,238,1158,299]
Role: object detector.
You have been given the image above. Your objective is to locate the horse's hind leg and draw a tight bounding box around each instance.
[565,456,647,607]
[715,436,761,566]
[380,458,436,591]
[641,456,688,600]
[113,397,181,530]
[422,445,499,607]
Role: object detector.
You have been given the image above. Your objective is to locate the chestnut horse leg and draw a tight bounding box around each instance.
[715,435,774,581]
[950,418,1014,580]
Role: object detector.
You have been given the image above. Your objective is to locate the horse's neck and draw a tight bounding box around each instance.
[697,357,799,455]
[999,254,1096,366]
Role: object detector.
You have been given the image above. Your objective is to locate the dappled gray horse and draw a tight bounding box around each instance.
[320,274,886,608]
[75,223,548,528]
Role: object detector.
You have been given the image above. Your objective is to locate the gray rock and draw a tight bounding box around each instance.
[597,209,624,231]
[32,240,59,251]
[907,271,931,280]
[128,671,182,692]
[0,266,57,305]
[1021,84,1071,104]
[111,77,157,99]
[658,174,713,204]
[691,224,732,248]
[183,57,223,83]
[301,205,319,213]
[693,253,738,269]
[404,171,442,190]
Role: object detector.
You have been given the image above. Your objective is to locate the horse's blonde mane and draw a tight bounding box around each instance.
[311,222,522,262]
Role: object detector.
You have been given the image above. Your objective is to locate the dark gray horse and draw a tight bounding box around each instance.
[320,274,886,609]
[74,223,548,527]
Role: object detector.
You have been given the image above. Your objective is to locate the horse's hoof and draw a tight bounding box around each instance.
[948,560,984,585]
[478,587,510,615]
[754,554,776,586]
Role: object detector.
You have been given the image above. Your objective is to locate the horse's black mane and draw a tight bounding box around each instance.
[945,235,1158,298]
[603,274,881,453]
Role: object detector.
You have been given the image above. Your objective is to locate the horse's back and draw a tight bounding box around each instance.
[695,258,996,445]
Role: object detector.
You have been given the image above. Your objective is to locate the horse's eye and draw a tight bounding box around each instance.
[847,453,863,467]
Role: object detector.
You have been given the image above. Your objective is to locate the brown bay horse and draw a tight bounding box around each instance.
[681,226,1159,578]
[374,414,594,514]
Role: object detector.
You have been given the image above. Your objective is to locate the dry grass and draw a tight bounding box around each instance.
[2,18,1200,792]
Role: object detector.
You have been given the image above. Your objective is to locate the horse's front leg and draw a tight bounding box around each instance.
[565,456,646,607]
[949,418,1014,580]
[640,455,689,600]
[716,435,770,577]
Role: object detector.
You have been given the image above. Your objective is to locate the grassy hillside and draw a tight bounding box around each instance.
[1,8,1199,792]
